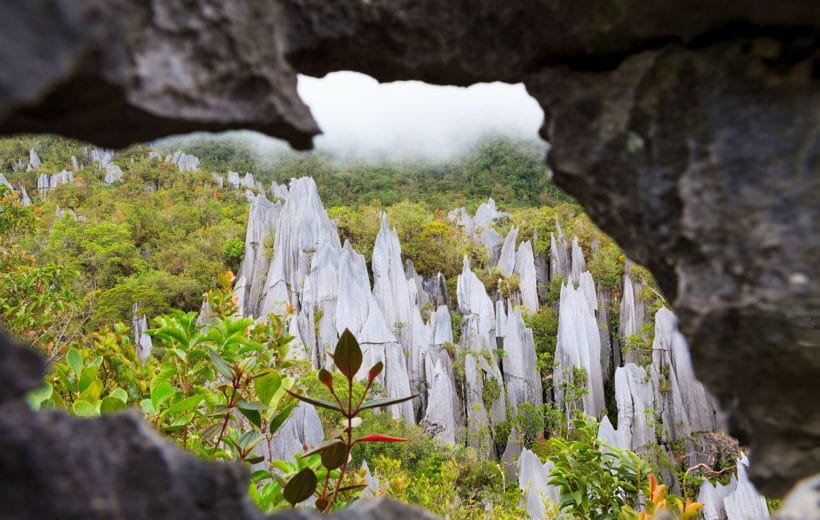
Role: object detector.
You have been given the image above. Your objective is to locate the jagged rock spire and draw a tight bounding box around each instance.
[514,240,539,313]
[496,227,518,276]
[104,164,123,184]
[553,277,605,419]
[227,171,241,189]
[517,449,560,519]
[131,303,152,363]
[236,193,281,317]
[697,456,770,520]
[500,302,543,412]
[28,148,40,170]
[259,177,340,317]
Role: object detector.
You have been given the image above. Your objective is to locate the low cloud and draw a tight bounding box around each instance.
[226,72,546,163]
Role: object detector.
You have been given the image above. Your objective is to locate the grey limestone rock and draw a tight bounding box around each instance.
[517,448,560,519]
[20,185,31,206]
[514,240,539,313]
[553,279,605,419]
[496,227,518,277]
[28,148,40,170]
[227,171,241,189]
[104,163,124,184]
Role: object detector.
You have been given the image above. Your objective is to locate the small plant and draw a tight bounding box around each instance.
[283,329,417,512]
[544,416,650,519]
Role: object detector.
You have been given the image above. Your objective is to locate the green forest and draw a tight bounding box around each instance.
[0,134,761,519]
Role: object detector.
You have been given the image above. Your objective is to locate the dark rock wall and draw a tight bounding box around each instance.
[525,40,819,495]
[0,0,817,504]
[0,1,317,149]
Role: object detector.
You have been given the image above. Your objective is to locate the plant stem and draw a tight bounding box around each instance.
[213,378,238,458]
[325,415,352,513]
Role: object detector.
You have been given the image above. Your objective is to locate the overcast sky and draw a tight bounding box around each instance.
[242,71,546,162]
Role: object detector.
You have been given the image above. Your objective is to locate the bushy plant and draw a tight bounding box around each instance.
[282,330,417,512]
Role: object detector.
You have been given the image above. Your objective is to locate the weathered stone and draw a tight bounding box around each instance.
[775,475,820,520]
[500,303,543,412]
[514,240,539,313]
[227,171,241,189]
[496,227,518,277]
[553,279,605,419]
[527,41,820,493]
[0,1,317,149]
[19,185,31,206]
[517,449,560,520]
[237,193,280,317]
[614,363,656,451]
[28,148,40,170]
[104,163,124,184]
[260,177,340,317]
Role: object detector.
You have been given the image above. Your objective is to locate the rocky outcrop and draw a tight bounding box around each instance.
[500,303,543,412]
[27,148,40,170]
[166,151,200,172]
[527,41,819,494]
[450,198,508,264]
[20,185,31,206]
[104,163,124,184]
[553,278,605,420]
[0,1,318,149]
[697,456,770,520]
[514,240,539,313]
[260,177,340,318]
[516,448,560,520]
[237,193,281,317]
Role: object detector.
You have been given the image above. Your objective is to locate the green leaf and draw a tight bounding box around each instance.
[333,329,362,380]
[162,394,203,416]
[285,390,343,413]
[238,407,262,429]
[71,400,98,417]
[66,348,83,376]
[319,441,347,470]
[204,405,231,417]
[26,382,53,410]
[254,372,281,405]
[78,380,103,403]
[283,468,317,506]
[208,349,235,380]
[110,388,128,402]
[237,400,268,411]
[238,431,262,452]
[270,399,298,434]
[140,398,155,415]
[78,365,99,393]
[357,394,417,412]
[151,382,174,411]
[100,395,127,414]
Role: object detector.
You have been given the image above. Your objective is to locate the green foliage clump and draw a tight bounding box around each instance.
[523,305,558,374]
[540,416,650,519]
[222,236,245,271]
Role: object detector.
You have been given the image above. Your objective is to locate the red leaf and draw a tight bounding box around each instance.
[318,368,334,390]
[354,433,409,444]
[367,361,383,383]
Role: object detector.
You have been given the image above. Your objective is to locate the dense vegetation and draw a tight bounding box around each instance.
[1,134,707,519]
